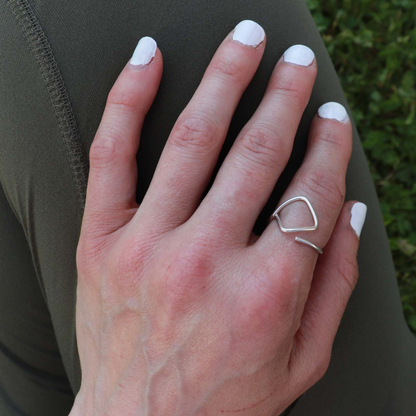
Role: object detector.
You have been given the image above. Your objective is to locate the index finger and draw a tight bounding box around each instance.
[84,37,163,236]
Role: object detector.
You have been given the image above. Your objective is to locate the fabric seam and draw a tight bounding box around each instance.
[7,0,88,211]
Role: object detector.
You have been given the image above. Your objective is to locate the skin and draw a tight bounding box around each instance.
[70,26,360,416]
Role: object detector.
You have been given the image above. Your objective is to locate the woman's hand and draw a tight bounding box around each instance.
[70,20,366,416]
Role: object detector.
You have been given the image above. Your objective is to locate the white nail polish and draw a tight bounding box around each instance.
[283,45,315,66]
[232,20,265,47]
[130,36,157,66]
[318,102,350,123]
[351,202,367,238]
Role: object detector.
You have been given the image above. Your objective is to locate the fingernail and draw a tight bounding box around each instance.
[350,202,367,238]
[283,44,315,66]
[232,20,265,47]
[130,36,157,66]
[318,102,350,123]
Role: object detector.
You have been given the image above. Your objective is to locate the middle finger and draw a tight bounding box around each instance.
[139,20,266,230]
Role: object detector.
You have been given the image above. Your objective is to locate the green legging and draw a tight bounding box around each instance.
[0,0,415,414]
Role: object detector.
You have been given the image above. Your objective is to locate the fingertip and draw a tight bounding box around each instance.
[349,201,367,239]
[306,102,353,173]
[283,44,315,68]
[328,201,367,254]
[126,40,163,79]
[108,38,163,109]
[129,36,158,67]
[231,19,266,48]
[317,102,350,124]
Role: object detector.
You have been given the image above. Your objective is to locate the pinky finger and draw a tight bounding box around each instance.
[289,201,367,384]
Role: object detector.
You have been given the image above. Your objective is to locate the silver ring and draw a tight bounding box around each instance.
[269,196,323,254]
[294,237,323,254]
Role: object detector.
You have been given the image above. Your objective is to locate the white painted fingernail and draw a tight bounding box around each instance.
[130,36,157,66]
[351,202,367,238]
[318,102,350,123]
[283,45,315,66]
[232,20,265,47]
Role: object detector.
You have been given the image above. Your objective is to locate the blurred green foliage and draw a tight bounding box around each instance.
[306,0,416,332]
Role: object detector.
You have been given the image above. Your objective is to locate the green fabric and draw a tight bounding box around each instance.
[0,0,415,414]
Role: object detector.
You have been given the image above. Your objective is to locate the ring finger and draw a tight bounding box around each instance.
[257,101,353,268]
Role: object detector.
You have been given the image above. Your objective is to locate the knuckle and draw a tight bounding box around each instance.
[298,347,332,387]
[313,131,348,149]
[238,260,296,333]
[107,86,140,114]
[209,55,243,82]
[313,352,331,381]
[169,114,219,155]
[160,243,214,308]
[236,126,283,171]
[298,168,345,209]
[336,254,359,293]
[89,131,126,168]
[312,132,352,160]
[207,206,236,235]
[269,76,305,106]
[265,261,297,317]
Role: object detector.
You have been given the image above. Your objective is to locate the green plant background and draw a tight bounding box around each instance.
[306,0,416,333]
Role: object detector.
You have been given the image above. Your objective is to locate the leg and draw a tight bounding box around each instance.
[0,183,74,415]
[1,0,415,414]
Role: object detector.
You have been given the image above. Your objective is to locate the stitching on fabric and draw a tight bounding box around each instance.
[7,0,88,210]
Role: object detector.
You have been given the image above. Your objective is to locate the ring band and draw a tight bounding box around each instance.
[269,196,323,255]
[294,237,323,254]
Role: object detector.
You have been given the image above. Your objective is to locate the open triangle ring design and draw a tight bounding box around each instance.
[268,196,323,254]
